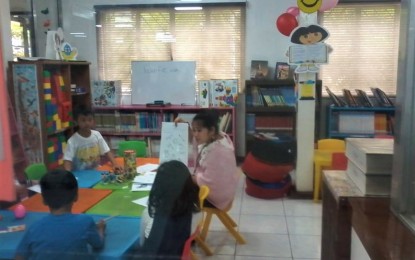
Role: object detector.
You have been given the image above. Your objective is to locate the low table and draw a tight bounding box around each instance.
[0,210,141,260]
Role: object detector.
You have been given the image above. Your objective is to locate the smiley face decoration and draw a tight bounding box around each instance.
[297,0,322,13]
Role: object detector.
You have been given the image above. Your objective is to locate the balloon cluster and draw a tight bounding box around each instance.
[276,0,339,37]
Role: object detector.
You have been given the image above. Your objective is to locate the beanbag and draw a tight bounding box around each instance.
[250,136,296,164]
[245,175,292,199]
[242,152,293,183]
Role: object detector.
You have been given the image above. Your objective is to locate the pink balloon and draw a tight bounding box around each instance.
[14,204,26,219]
[276,13,298,37]
[319,0,339,12]
[286,7,299,17]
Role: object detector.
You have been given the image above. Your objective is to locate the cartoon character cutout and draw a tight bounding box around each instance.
[297,0,323,13]
[288,24,330,73]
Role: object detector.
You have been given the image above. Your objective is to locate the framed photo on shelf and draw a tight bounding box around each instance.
[275,62,290,80]
[250,60,269,79]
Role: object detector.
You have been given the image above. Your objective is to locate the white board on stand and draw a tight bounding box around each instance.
[131,61,196,105]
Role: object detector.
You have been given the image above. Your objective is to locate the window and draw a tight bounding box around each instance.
[319,3,400,95]
[10,13,34,60]
[96,5,245,94]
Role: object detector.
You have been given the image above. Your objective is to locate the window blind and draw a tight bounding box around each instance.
[96,5,245,93]
[319,3,400,95]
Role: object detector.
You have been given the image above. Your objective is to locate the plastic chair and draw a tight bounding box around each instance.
[181,185,212,260]
[199,199,246,246]
[24,163,47,186]
[313,139,346,202]
[117,140,147,157]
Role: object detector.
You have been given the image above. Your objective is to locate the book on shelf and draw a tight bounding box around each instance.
[246,114,256,134]
[325,86,347,107]
[250,60,269,79]
[371,87,394,107]
[355,89,373,107]
[275,62,290,80]
[278,86,296,106]
[198,80,210,108]
[250,86,264,107]
[258,88,285,107]
[92,80,121,107]
[210,79,238,107]
[343,89,360,107]
[219,112,232,133]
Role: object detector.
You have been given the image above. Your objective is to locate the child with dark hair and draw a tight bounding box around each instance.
[137,160,199,259]
[15,169,106,260]
[176,109,239,210]
[63,106,121,171]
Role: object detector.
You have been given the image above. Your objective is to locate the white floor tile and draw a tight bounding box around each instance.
[236,233,292,258]
[239,214,288,234]
[236,257,292,260]
[286,216,322,235]
[289,235,321,259]
[199,231,236,256]
[241,193,285,215]
[283,199,322,217]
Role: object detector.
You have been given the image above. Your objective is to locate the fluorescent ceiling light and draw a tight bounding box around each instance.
[175,6,203,11]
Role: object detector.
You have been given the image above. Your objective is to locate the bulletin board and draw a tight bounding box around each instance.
[131,61,196,105]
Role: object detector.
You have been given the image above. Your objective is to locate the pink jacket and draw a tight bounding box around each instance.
[193,133,239,210]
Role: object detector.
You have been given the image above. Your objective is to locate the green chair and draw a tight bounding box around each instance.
[24,163,48,185]
[117,140,147,157]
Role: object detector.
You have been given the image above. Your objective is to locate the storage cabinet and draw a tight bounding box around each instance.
[245,79,297,154]
[92,105,236,156]
[8,60,91,169]
[326,106,395,138]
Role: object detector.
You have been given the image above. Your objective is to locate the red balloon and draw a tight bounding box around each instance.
[276,13,298,37]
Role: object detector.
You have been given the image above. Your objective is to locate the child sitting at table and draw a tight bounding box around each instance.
[63,105,121,172]
[136,160,200,259]
[15,169,106,260]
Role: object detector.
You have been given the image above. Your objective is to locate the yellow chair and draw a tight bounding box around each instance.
[199,198,246,246]
[182,185,212,260]
[24,163,47,186]
[313,139,346,202]
[117,140,147,157]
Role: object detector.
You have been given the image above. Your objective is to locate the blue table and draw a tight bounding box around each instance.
[72,170,104,188]
[0,210,141,260]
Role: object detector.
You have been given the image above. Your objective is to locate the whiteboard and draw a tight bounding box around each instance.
[131,61,196,105]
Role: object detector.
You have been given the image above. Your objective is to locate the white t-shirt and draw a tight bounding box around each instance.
[63,130,110,171]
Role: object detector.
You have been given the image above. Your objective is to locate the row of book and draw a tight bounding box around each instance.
[247,86,296,107]
[94,111,233,134]
[326,86,394,108]
[333,112,394,135]
[94,112,175,133]
[246,114,294,134]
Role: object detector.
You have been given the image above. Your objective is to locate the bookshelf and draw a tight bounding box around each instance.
[92,105,236,156]
[326,106,395,138]
[8,60,92,170]
[245,79,297,154]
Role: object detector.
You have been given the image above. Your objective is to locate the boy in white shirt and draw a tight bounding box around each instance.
[63,106,121,171]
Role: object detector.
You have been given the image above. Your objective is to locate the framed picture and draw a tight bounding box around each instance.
[275,62,290,80]
[250,60,268,79]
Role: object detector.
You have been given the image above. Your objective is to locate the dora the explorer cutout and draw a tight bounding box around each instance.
[288,24,330,73]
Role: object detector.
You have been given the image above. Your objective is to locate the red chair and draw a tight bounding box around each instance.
[329,152,348,170]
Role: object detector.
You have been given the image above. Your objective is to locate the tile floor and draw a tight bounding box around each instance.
[195,172,322,260]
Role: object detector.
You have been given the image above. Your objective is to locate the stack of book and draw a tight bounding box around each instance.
[345,138,394,196]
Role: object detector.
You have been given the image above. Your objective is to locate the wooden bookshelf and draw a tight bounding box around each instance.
[92,105,236,156]
[8,60,92,169]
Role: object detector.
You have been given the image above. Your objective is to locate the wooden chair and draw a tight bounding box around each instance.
[313,139,346,201]
[199,200,246,246]
[181,185,212,260]
[24,163,47,186]
[117,140,147,157]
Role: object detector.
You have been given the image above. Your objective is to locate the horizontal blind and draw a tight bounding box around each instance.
[320,3,400,95]
[96,5,245,93]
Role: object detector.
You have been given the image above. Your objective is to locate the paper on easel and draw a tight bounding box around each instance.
[159,122,189,165]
